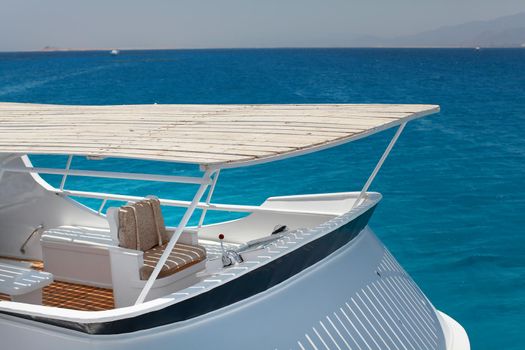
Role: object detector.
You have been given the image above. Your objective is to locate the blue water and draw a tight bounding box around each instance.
[1,48,524,349]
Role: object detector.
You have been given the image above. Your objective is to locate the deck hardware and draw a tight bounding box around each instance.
[20,224,44,254]
[218,234,243,267]
[223,250,243,267]
[271,224,288,235]
[219,234,232,266]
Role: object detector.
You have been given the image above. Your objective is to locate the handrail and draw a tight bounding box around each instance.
[20,224,44,254]
[60,189,340,217]
[1,157,343,217]
[0,165,211,185]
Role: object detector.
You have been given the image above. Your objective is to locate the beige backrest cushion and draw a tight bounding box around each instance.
[117,206,138,250]
[147,197,169,244]
[117,198,168,251]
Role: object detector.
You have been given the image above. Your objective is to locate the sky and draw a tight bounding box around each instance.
[1,0,525,51]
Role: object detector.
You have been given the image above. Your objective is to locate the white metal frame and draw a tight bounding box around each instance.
[1,158,337,217]
[59,155,73,190]
[353,122,406,208]
[0,121,407,304]
[59,189,337,217]
[1,164,211,185]
[197,170,220,228]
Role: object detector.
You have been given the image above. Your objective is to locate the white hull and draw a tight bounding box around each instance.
[1,226,467,349]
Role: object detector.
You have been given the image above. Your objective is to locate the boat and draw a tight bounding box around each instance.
[0,103,469,349]
[110,49,119,56]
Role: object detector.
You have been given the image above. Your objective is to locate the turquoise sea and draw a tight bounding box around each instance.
[1,48,524,349]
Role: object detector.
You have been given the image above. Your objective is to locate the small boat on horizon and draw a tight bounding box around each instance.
[0,102,469,349]
[110,49,120,56]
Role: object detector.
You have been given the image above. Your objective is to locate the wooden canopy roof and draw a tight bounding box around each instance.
[0,103,439,168]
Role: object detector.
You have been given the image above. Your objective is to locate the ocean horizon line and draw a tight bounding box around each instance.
[1,45,525,53]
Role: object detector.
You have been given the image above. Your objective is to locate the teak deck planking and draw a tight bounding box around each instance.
[0,259,114,311]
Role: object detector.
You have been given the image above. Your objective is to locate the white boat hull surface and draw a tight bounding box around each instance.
[0,227,467,349]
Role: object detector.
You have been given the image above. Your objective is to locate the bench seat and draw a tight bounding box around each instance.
[41,226,115,247]
[41,226,115,288]
[0,263,53,304]
[41,224,203,290]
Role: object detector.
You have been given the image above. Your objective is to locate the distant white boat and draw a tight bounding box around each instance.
[110,49,120,56]
[475,46,481,50]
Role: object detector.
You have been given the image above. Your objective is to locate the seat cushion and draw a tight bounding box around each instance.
[148,197,168,242]
[140,243,207,280]
[118,198,169,251]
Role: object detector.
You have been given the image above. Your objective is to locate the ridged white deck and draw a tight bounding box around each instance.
[0,103,439,167]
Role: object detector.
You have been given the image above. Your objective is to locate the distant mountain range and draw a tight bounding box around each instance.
[351,12,525,48]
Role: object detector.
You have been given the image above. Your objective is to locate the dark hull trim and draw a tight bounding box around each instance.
[2,205,377,335]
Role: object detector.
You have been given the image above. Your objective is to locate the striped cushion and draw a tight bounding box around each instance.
[140,243,207,280]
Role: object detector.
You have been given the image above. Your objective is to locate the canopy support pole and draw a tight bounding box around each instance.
[197,169,220,229]
[135,169,212,305]
[59,155,73,190]
[352,122,406,209]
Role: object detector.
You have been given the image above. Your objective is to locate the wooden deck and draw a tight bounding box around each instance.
[0,258,114,311]
[41,281,114,311]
